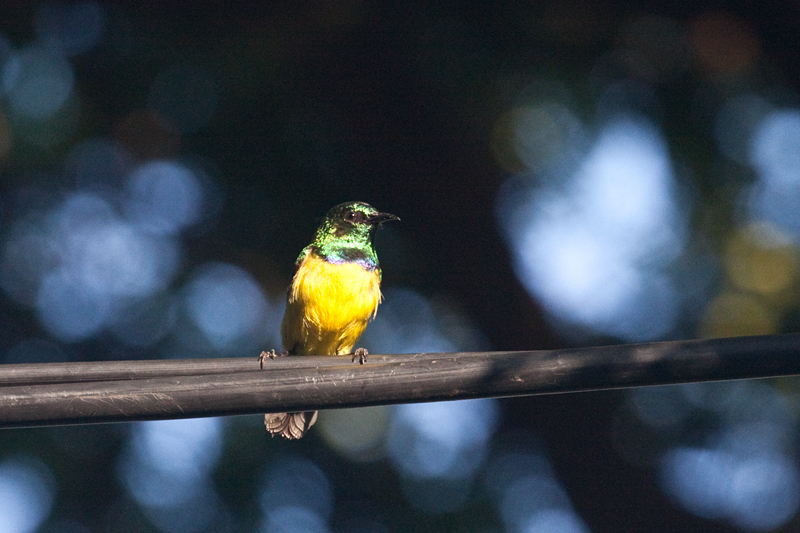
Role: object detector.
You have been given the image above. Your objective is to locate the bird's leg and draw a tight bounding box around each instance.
[258,349,289,369]
[351,347,368,365]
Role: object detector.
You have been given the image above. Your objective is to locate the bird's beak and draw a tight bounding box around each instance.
[368,212,400,225]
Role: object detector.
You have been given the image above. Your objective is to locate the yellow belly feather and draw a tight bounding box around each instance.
[281,253,382,356]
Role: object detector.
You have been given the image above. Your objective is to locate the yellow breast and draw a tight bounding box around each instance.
[281,253,382,356]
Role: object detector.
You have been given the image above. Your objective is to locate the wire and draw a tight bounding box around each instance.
[1,334,799,428]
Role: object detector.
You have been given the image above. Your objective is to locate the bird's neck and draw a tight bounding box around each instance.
[304,243,379,271]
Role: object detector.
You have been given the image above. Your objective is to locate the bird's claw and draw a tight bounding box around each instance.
[259,350,288,369]
[352,347,368,365]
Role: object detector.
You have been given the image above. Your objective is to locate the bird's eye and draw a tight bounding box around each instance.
[345,211,363,223]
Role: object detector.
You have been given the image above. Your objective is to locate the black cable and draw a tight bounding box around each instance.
[1,334,799,428]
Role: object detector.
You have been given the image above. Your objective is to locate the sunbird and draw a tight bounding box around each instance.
[263,201,398,439]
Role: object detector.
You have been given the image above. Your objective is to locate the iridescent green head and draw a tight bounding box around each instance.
[303,201,398,269]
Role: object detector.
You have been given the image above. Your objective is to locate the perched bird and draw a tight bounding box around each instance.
[263,201,398,439]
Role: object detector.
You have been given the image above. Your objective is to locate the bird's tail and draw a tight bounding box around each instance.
[264,411,318,439]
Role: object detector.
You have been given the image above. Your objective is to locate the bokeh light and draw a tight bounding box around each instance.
[108,293,177,348]
[747,108,800,237]
[701,222,799,338]
[497,115,686,341]
[509,102,587,178]
[63,138,133,192]
[484,440,590,533]
[120,418,224,506]
[724,223,797,297]
[182,262,274,353]
[0,456,56,533]
[259,455,333,533]
[33,192,180,341]
[617,379,800,531]
[123,160,204,235]
[714,94,772,165]
[317,405,391,461]
[384,399,498,514]
[660,447,800,531]
[630,385,693,429]
[3,45,74,121]
[387,399,499,480]
[0,145,223,350]
[119,418,225,533]
[361,287,488,354]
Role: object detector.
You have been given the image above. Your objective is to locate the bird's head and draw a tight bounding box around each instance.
[316,201,399,245]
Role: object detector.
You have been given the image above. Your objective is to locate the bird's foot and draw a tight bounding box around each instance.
[259,349,288,369]
[351,347,368,365]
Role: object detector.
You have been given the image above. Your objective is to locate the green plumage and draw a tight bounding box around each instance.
[299,201,396,272]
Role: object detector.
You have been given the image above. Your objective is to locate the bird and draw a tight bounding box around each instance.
[262,201,398,439]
